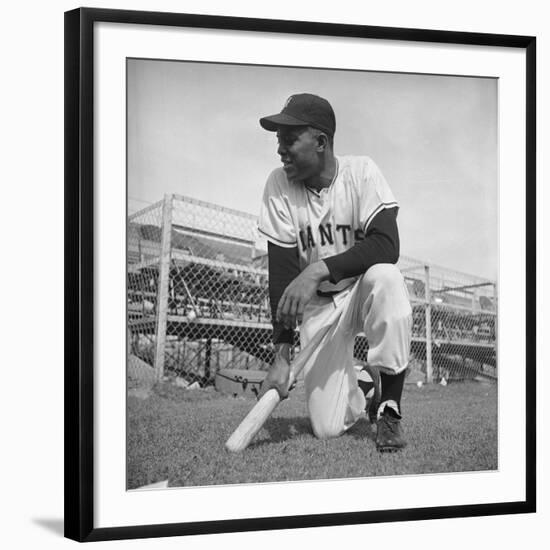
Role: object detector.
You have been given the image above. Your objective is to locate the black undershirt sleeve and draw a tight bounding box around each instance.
[267,207,399,344]
[322,207,400,283]
[267,241,300,344]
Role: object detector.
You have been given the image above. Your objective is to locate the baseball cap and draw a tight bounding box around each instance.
[259,93,336,136]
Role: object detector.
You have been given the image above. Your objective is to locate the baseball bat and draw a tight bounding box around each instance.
[225,310,341,453]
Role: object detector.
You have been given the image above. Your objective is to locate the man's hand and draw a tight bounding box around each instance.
[276,261,330,329]
[258,343,292,400]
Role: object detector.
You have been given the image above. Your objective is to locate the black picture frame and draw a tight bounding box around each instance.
[65,7,536,543]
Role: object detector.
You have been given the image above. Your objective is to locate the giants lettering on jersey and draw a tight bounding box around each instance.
[298,223,365,252]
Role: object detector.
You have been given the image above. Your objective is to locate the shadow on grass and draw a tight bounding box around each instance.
[346,416,377,442]
[247,414,375,449]
[247,416,312,449]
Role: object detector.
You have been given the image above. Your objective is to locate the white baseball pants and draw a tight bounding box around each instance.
[299,264,412,439]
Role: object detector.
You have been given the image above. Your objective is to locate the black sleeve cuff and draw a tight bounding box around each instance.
[272,323,295,344]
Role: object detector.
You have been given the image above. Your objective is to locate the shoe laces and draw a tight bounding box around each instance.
[380,412,400,434]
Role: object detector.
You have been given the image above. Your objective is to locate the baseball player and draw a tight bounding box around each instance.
[257,93,412,452]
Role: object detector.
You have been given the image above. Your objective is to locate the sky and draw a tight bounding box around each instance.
[127,59,498,280]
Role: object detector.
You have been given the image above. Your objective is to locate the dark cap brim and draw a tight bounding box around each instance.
[259,113,310,132]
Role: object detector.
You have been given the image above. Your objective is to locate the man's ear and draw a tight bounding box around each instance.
[316,132,329,152]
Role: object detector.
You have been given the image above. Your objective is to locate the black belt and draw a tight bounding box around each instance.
[317,289,342,298]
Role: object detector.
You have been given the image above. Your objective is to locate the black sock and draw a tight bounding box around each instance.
[358,379,374,397]
[380,370,406,414]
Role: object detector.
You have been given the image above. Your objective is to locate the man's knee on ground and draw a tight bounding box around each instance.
[310,418,345,440]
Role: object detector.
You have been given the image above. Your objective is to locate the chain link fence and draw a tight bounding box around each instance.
[127,195,497,388]
[399,257,497,383]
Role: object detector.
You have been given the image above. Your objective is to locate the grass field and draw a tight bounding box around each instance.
[127,380,497,489]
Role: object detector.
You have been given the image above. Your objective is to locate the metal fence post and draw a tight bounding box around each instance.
[424,265,433,383]
[154,194,173,382]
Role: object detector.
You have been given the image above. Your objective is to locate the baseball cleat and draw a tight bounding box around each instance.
[375,407,406,452]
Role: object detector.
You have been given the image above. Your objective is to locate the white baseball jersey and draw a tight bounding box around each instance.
[258,155,398,293]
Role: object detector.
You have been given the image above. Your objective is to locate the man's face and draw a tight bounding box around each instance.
[276,126,322,182]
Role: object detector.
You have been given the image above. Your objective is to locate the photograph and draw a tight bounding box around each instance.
[0,0,543,546]
[125,58,499,489]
